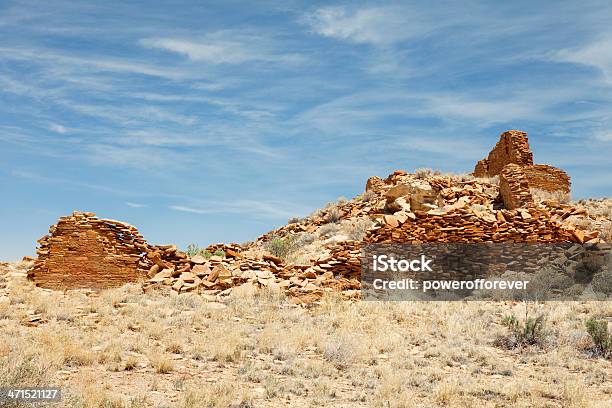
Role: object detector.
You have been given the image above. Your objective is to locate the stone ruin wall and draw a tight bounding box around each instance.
[499,164,534,210]
[29,212,150,289]
[368,206,575,245]
[522,164,571,194]
[474,130,571,208]
[473,130,533,177]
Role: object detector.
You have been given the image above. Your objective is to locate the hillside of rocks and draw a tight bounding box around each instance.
[26,130,612,303]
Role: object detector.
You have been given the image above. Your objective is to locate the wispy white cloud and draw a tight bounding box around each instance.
[49,123,68,134]
[553,37,612,85]
[293,90,533,135]
[126,202,146,208]
[140,31,303,65]
[11,169,138,197]
[81,144,189,170]
[168,205,208,214]
[169,199,309,219]
[0,126,36,144]
[10,169,188,200]
[419,94,538,126]
[0,47,201,80]
[304,6,414,45]
[141,37,253,64]
[124,91,279,120]
[593,130,612,142]
[67,102,199,127]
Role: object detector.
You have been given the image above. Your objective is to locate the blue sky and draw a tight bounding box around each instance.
[1,1,612,260]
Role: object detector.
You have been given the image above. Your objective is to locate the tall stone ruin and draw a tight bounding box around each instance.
[473,130,571,209]
[474,130,533,177]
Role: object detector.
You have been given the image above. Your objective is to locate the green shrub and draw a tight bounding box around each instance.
[496,313,547,349]
[265,235,296,261]
[185,244,222,259]
[585,318,611,358]
[186,243,201,257]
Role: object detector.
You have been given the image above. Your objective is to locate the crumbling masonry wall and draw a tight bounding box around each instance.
[473,130,571,209]
[29,212,149,289]
[522,164,571,194]
[499,164,534,210]
[473,130,533,177]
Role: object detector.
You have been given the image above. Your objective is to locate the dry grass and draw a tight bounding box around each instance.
[575,198,612,219]
[475,175,500,185]
[565,198,612,242]
[0,264,611,407]
[151,354,174,374]
[256,216,374,265]
[177,380,252,408]
[531,187,571,203]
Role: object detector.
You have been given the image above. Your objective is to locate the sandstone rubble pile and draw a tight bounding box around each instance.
[27,211,360,303]
[142,241,362,304]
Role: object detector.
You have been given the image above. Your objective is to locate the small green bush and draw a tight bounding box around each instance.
[265,235,296,261]
[186,243,201,257]
[585,318,611,358]
[496,313,547,349]
[185,244,223,259]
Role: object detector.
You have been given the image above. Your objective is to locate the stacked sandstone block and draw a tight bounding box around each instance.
[499,164,534,210]
[474,130,533,177]
[473,130,570,209]
[366,206,582,244]
[522,164,571,194]
[29,211,149,289]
